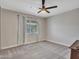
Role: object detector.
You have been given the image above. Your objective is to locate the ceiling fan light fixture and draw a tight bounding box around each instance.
[37,0,58,13]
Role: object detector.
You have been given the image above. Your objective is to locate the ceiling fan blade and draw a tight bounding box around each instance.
[37,10,42,13]
[45,9,50,13]
[42,0,45,6]
[46,5,57,9]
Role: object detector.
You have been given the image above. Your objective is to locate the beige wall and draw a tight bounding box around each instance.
[1,8,79,49]
[1,8,47,49]
[0,6,1,49]
[1,9,18,49]
[47,8,79,47]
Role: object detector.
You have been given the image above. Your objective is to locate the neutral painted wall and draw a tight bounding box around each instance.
[1,8,47,49]
[1,9,18,49]
[47,8,79,47]
[0,6,1,49]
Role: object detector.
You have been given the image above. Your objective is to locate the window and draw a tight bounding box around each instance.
[25,20,38,34]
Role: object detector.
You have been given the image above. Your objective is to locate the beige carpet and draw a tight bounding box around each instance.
[0,41,71,59]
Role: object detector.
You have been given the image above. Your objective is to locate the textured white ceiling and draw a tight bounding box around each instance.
[1,0,79,18]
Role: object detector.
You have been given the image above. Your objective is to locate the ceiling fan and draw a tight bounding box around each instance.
[38,0,58,13]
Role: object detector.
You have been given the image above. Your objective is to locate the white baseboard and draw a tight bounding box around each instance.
[1,40,70,50]
[1,40,46,50]
[46,40,70,47]
[1,44,17,50]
